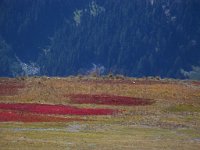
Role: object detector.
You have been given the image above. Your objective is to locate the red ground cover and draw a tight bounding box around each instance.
[0,80,25,96]
[191,81,200,86]
[68,94,154,106]
[0,103,116,115]
[0,110,83,122]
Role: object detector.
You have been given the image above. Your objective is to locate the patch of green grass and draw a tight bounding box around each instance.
[166,104,200,113]
[177,128,200,138]
[1,123,200,150]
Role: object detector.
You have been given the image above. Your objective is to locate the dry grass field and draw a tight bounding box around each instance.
[0,76,200,149]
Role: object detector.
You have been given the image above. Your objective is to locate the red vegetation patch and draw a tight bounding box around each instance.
[0,103,116,115]
[191,81,200,86]
[68,94,154,106]
[0,110,82,122]
[0,80,25,96]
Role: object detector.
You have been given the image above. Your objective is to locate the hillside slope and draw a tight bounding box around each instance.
[0,0,200,78]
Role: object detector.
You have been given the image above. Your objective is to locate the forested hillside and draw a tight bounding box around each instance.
[0,0,200,79]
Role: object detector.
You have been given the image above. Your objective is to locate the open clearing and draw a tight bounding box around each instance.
[0,76,200,149]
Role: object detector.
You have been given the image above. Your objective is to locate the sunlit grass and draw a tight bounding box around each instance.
[0,77,200,149]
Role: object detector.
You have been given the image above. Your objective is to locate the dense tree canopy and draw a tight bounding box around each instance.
[0,0,200,78]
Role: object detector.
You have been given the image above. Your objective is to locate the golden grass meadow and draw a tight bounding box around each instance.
[0,76,200,149]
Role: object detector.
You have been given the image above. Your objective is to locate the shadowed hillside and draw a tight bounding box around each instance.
[0,0,200,79]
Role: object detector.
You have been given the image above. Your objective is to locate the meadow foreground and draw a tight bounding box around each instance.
[0,76,200,149]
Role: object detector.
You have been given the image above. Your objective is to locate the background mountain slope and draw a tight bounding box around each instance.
[0,0,200,79]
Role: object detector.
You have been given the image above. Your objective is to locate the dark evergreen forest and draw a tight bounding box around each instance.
[0,0,200,79]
